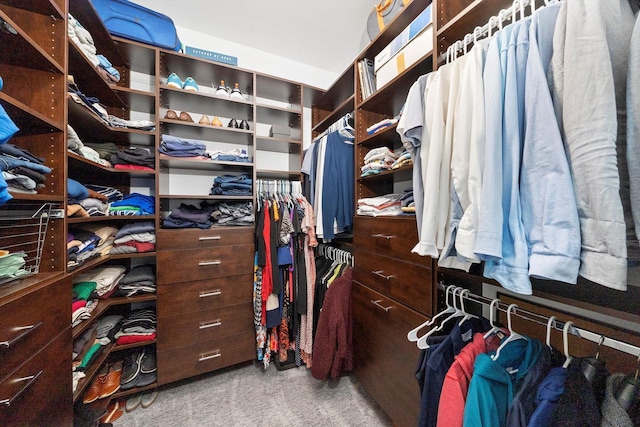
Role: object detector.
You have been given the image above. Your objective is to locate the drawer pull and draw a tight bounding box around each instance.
[198,260,221,266]
[199,236,221,241]
[199,350,221,362]
[199,320,222,329]
[0,322,42,349]
[0,370,43,407]
[371,270,394,281]
[199,290,222,298]
[371,299,393,312]
[371,233,395,240]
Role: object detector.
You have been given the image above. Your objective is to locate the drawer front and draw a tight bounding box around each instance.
[157,274,253,318]
[354,216,431,266]
[157,331,255,385]
[351,281,425,427]
[0,331,72,427]
[156,227,254,251]
[157,245,254,284]
[354,249,432,316]
[0,277,70,380]
[158,303,254,350]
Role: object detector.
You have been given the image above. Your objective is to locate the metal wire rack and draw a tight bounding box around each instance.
[0,202,57,285]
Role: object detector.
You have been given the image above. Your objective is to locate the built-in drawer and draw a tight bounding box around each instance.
[0,330,72,426]
[354,216,431,267]
[156,227,254,251]
[157,274,253,318]
[158,302,254,350]
[351,281,425,427]
[354,249,432,316]
[157,244,254,284]
[157,330,255,385]
[0,277,70,380]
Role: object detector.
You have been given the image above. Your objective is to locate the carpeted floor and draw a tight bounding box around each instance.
[115,362,392,426]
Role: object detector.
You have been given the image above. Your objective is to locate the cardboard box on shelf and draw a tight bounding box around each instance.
[375,24,433,89]
[373,4,432,73]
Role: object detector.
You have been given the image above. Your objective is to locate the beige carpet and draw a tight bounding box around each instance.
[115,362,392,426]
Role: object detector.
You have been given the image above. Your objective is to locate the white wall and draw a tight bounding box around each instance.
[176,26,338,89]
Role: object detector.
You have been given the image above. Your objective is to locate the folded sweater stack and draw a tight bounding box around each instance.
[361,146,400,177]
[110,222,155,254]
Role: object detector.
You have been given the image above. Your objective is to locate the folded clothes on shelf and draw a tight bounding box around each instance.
[159,134,206,157]
[109,193,155,216]
[110,147,155,169]
[209,173,252,196]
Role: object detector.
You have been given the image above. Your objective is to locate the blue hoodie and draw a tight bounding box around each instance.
[527,366,567,427]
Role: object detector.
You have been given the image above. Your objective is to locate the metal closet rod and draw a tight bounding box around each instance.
[442,0,554,63]
[436,283,640,357]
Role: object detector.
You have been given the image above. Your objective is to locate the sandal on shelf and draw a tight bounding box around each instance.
[164,109,179,120]
[199,115,211,125]
[211,116,223,127]
[178,111,194,122]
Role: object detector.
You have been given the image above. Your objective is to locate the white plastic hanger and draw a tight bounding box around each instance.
[563,320,574,368]
[416,287,464,349]
[546,316,557,349]
[483,298,502,339]
[492,304,527,361]
[457,289,479,326]
[407,285,457,342]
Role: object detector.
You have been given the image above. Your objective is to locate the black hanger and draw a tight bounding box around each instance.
[615,354,640,412]
[581,335,606,384]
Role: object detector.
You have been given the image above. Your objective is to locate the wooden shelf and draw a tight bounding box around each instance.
[73,341,117,403]
[256,170,303,180]
[67,215,157,224]
[312,95,355,135]
[256,102,302,115]
[68,97,156,145]
[112,339,157,352]
[7,192,64,202]
[0,0,64,17]
[159,194,254,201]
[111,383,157,401]
[358,123,400,147]
[0,7,65,73]
[160,85,254,106]
[67,255,111,277]
[256,74,302,108]
[256,136,302,154]
[0,91,64,133]
[68,152,156,175]
[110,252,157,260]
[312,63,355,113]
[159,118,253,135]
[159,154,253,172]
[358,164,413,182]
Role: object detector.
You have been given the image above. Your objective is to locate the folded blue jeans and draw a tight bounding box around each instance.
[0,155,51,174]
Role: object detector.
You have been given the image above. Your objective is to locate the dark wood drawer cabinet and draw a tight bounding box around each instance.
[157,245,255,284]
[157,330,255,385]
[157,274,253,318]
[352,281,426,427]
[353,216,431,267]
[158,302,254,350]
[354,249,432,316]
[156,227,254,251]
[0,277,70,380]
[0,330,72,426]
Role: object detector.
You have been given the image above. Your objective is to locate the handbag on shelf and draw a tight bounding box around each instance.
[366,0,411,41]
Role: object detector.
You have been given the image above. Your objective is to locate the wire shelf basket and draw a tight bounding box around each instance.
[0,202,55,285]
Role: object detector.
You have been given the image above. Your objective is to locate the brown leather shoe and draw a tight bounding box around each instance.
[178,111,194,122]
[99,361,123,399]
[164,109,178,120]
[100,400,123,423]
[83,365,109,404]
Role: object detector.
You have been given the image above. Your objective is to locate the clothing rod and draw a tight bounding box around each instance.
[313,111,354,142]
[440,0,544,63]
[436,283,640,357]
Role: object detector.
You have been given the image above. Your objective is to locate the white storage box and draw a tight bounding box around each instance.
[374,5,432,72]
[375,24,433,89]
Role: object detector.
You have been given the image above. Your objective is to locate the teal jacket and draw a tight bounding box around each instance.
[463,337,543,427]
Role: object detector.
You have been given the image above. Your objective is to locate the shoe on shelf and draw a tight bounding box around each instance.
[141,390,158,409]
[125,394,142,412]
[99,360,123,399]
[178,111,194,122]
[166,73,182,89]
[82,365,109,404]
[136,370,157,387]
[228,118,239,128]
[229,83,243,100]
[239,119,250,130]
[164,109,179,120]
[121,350,143,390]
[183,76,199,92]
[100,400,123,424]
[211,116,223,127]
[215,80,229,97]
[199,115,211,125]
[140,350,157,374]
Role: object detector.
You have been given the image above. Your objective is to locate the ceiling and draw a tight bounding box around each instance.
[130,0,377,74]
